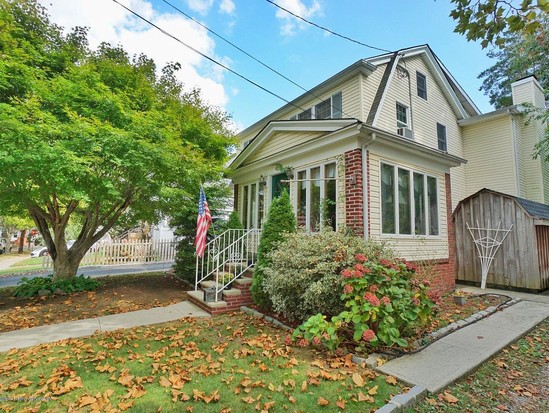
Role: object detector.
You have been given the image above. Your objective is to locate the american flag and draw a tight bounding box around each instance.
[195,187,212,257]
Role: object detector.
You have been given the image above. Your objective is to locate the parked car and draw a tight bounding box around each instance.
[30,246,49,257]
[30,240,76,258]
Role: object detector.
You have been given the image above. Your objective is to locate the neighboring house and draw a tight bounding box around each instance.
[229,44,547,293]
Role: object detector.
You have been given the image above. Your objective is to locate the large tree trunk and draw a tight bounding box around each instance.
[52,255,81,281]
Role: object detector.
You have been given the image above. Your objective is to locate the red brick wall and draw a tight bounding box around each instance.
[188,280,253,316]
[415,173,455,296]
[345,149,364,236]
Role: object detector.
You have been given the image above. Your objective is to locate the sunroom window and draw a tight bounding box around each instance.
[296,162,337,231]
[241,180,266,229]
[381,162,439,236]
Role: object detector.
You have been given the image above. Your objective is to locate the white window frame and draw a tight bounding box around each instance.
[289,91,342,120]
[396,102,408,128]
[295,161,338,232]
[241,180,266,229]
[380,161,440,238]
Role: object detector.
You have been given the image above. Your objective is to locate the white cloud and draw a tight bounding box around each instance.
[39,0,228,108]
[219,0,235,15]
[186,0,215,15]
[274,0,322,37]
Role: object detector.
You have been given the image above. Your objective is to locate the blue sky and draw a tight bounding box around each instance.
[41,0,495,131]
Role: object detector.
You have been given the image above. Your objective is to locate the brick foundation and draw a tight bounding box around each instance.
[345,148,364,235]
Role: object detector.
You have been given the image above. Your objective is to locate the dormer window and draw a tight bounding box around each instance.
[289,91,342,120]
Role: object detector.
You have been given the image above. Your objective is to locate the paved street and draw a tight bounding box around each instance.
[0,261,175,288]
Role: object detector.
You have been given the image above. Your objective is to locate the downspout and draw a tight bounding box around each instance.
[511,117,521,196]
[362,132,377,239]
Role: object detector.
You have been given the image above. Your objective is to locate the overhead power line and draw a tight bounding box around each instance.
[161,0,355,118]
[111,0,308,112]
[266,0,392,53]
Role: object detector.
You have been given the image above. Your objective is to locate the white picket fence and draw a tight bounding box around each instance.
[42,239,177,269]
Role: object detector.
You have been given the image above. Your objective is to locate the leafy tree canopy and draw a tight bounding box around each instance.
[478,18,548,107]
[0,0,235,279]
[450,0,549,48]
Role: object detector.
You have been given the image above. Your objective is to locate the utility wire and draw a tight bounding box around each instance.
[266,0,392,53]
[111,0,308,112]
[161,0,355,118]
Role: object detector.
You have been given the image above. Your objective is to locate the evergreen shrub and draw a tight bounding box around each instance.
[250,190,296,308]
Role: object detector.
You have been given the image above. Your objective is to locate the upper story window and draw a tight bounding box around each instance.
[437,123,447,152]
[417,72,427,100]
[396,103,408,128]
[289,92,342,120]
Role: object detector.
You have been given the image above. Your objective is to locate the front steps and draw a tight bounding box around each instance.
[188,277,253,316]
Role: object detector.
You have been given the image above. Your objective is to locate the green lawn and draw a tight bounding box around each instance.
[0,313,403,412]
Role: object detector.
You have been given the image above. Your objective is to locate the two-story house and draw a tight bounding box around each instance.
[228,44,547,293]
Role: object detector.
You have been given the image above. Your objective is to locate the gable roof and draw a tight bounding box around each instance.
[237,60,377,139]
[230,118,360,170]
[454,188,549,221]
[365,44,481,124]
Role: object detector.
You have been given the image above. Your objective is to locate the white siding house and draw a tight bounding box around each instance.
[229,44,548,292]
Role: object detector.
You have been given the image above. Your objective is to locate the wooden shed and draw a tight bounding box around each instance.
[454,188,549,292]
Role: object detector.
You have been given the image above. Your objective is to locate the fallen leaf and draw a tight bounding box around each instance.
[78,395,97,408]
[352,373,364,387]
[442,392,458,403]
[368,385,378,395]
[357,392,374,403]
[386,376,398,385]
[336,399,346,409]
[317,397,330,406]
[301,381,308,392]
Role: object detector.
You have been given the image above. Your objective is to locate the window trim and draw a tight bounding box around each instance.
[416,71,427,100]
[290,91,343,120]
[437,122,447,152]
[396,102,408,128]
[295,161,338,232]
[241,180,266,229]
[379,161,440,238]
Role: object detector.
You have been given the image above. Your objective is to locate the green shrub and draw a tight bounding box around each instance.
[251,190,296,308]
[226,210,244,230]
[292,254,435,350]
[14,274,101,298]
[263,229,390,322]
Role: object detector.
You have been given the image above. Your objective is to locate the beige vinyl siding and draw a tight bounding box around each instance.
[242,131,325,166]
[517,116,545,202]
[461,117,518,197]
[375,56,463,154]
[283,76,363,121]
[368,152,449,260]
[449,167,466,211]
[362,67,384,121]
[340,76,361,119]
[513,117,528,197]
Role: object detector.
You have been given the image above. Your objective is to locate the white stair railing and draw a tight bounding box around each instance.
[195,228,261,302]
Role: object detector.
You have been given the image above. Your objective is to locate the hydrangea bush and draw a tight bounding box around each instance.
[262,229,390,322]
[292,252,435,350]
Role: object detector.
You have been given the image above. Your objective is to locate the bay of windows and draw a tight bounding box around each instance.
[381,163,439,236]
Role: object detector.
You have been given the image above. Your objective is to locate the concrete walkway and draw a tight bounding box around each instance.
[378,289,549,393]
[0,301,209,352]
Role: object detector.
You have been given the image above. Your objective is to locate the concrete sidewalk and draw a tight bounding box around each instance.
[377,296,549,393]
[0,301,209,352]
